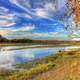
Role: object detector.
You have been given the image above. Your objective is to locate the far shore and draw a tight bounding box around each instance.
[0,43,42,46]
[0,42,80,47]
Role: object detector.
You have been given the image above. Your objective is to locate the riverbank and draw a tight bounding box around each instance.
[1,43,80,47]
[0,49,80,80]
[0,43,37,46]
[1,41,80,47]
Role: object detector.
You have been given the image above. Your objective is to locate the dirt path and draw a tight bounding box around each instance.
[33,58,80,80]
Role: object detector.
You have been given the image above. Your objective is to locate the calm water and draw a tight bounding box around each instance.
[0,45,80,69]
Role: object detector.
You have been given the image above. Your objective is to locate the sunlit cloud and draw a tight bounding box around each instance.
[35,8,48,17]
[0,29,12,36]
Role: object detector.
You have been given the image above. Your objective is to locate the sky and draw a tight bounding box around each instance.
[0,0,79,40]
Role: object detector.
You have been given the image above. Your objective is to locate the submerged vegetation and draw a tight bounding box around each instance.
[0,49,80,80]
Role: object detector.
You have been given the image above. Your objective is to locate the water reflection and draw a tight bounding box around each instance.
[13,48,58,63]
[0,46,60,69]
[0,45,80,69]
[0,48,15,69]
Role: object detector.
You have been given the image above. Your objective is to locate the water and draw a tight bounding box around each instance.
[0,45,80,69]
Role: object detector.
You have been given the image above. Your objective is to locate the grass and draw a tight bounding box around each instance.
[0,43,45,46]
[0,49,80,80]
[0,43,26,46]
[1,41,80,47]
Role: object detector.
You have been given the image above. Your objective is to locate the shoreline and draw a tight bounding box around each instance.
[0,49,80,80]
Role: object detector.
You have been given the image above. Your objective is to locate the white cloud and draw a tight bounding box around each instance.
[71,38,80,41]
[35,8,48,17]
[0,20,15,27]
[13,25,35,31]
[0,7,9,13]
[9,0,58,21]
[0,29,12,36]
[5,31,69,40]
[0,14,15,20]
[14,12,32,19]
[0,14,16,27]
[9,0,34,15]
[44,3,56,11]
[0,25,35,37]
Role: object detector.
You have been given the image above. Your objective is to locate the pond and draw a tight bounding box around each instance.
[0,45,80,69]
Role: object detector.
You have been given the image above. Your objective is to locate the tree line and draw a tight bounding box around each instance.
[0,35,33,43]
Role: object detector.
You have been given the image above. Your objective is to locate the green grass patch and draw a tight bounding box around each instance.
[0,49,80,80]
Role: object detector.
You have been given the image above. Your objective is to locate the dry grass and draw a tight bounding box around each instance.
[0,49,80,80]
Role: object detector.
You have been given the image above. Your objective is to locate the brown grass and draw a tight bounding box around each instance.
[34,58,80,80]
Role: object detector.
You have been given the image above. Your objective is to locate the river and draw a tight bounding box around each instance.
[0,45,80,69]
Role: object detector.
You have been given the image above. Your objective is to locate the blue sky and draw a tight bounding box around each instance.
[0,0,76,40]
